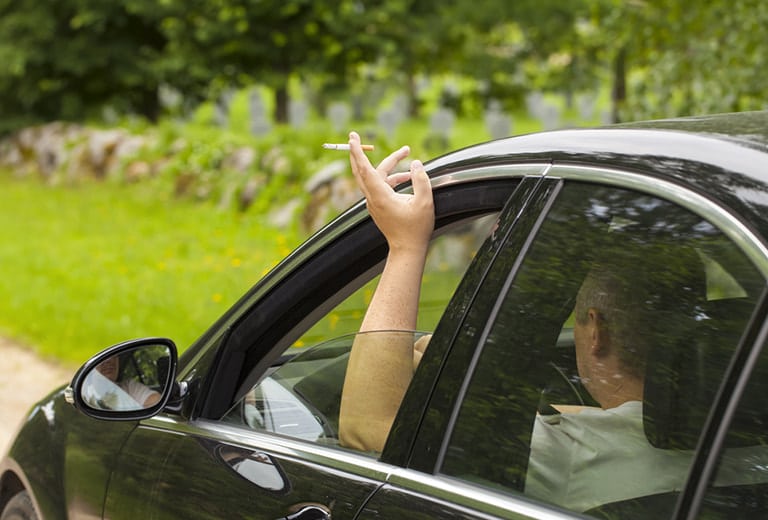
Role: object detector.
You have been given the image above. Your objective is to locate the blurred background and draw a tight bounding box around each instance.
[0,0,766,365]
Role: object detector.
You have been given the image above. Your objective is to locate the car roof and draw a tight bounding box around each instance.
[426,110,768,244]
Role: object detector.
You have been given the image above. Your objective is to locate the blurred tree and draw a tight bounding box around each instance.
[143,0,375,124]
[592,0,768,120]
[0,0,166,132]
[1,0,765,133]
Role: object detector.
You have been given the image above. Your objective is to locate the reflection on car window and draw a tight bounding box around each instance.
[440,181,765,517]
[701,338,768,517]
[222,331,429,449]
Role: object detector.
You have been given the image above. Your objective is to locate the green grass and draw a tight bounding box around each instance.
[0,174,300,365]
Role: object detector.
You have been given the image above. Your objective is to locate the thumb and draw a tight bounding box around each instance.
[409,160,432,202]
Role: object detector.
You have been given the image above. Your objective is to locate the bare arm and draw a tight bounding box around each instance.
[338,131,434,452]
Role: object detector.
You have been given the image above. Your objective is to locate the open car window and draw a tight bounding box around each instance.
[294,213,499,348]
[223,212,500,450]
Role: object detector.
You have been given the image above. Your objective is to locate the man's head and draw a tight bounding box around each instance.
[572,253,704,408]
[96,355,120,382]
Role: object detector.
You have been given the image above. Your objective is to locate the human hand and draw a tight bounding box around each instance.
[348,131,434,254]
[413,333,432,371]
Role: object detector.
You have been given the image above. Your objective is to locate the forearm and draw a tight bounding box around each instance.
[360,244,429,333]
[340,246,428,452]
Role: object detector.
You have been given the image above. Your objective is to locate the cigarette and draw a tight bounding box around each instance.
[322,143,374,151]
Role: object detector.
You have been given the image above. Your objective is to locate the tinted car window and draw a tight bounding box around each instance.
[440,181,764,517]
[700,337,768,518]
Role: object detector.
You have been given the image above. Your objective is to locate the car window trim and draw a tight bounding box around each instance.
[386,468,586,520]
[550,164,768,278]
[403,174,560,471]
[433,178,564,473]
[144,415,401,482]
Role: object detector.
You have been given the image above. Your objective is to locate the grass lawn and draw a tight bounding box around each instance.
[0,174,300,365]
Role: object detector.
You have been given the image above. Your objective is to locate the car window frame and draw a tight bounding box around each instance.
[192,165,549,426]
[404,163,768,519]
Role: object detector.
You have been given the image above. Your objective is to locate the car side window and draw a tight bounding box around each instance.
[440,181,765,517]
[222,214,498,448]
[294,214,497,348]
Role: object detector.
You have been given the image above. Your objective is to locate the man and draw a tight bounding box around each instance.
[337,131,694,511]
[85,354,161,410]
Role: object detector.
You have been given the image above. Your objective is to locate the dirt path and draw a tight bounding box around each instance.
[0,338,75,455]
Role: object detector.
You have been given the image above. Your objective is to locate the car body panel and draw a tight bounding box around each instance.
[103,422,381,519]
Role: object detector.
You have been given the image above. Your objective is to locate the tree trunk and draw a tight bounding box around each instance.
[611,47,627,124]
[139,87,160,123]
[274,84,289,124]
[406,72,420,118]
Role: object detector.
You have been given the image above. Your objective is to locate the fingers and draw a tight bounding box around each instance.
[376,145,410,179]
[348,131,376,197]
[349,131,409,195]
[409,159,433,203]
[386,171,412,187]
[348,131,432,205]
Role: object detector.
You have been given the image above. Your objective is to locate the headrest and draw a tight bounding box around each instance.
[643,298,756,449]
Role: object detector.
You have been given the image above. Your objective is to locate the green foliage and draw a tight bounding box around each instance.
[590,0,768,119]
[0,0,166,132]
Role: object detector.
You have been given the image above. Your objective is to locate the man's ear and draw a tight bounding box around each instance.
[588,308,609,356]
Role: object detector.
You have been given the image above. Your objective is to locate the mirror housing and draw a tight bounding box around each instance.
[65,337,179,421]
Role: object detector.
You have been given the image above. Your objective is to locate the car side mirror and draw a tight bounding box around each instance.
[65,337,179,421]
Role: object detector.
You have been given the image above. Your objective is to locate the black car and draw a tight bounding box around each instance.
[3,111,768,520]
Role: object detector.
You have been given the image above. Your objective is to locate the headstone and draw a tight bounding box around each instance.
[424,107,455,151]
[327,102,351,133]
[375,94,408,141]
[540,103,561,130]
[525,91,546,120]
[430,107,455,139]
[159,84,183,114]
[484,99,513,139]
[377,108,400,141]
[288,99,309,129]
[249,89,272,136]
[576,93,597,121]
[215,91,234,127]
[390,94,408,122]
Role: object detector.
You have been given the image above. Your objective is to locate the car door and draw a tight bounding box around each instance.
[362,168,768,519]
[101,167,542,519]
